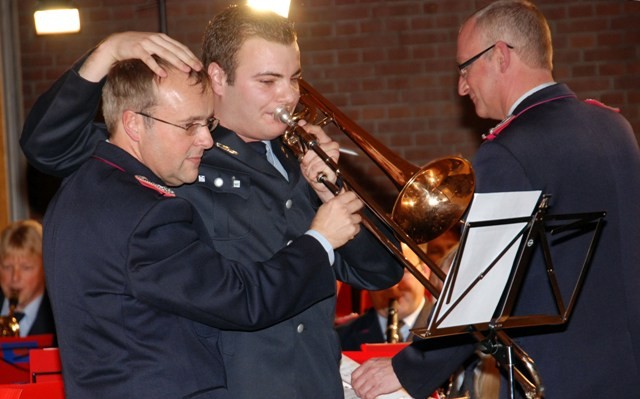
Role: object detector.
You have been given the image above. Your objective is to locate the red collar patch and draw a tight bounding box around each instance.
[134,175,175,197]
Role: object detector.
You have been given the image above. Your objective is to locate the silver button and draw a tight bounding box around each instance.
[213,177,224,187]
[285,199,293,209]
[296,323,304,333]
[286,240,293,246]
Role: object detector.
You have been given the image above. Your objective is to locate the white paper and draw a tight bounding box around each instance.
[434,191,542,328]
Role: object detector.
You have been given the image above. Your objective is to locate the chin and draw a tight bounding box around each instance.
[271,121,287,134]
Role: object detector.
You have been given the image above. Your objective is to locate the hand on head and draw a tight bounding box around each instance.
[80,32,203,82]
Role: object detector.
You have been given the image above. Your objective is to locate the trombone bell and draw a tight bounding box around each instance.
[393,156,475,243]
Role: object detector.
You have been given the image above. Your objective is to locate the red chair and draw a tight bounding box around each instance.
[29,348,62,383]
[0,346,64,399]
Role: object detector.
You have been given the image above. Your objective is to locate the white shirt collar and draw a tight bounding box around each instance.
[508,82,556,116]
[377,297,426,341]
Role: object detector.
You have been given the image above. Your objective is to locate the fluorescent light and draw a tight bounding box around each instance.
[247,0,291,18]
[34,2,80,35]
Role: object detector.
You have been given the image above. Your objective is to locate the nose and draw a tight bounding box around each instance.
[10,268,21,283]
[280,79,300,107]
[458,74,469,96]
[195,126,214,149]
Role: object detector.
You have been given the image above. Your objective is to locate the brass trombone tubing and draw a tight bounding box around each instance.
[299,79,418,190]
[291,80,473,284]
[274,108,445,297]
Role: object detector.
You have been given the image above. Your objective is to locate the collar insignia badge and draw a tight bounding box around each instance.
[135,175,175,197]
[483,115,515,141]
[215,142,238,155]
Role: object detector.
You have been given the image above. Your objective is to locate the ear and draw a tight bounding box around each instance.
[495,41,512,73]
[122,110,143,142]
[208,62,227,95]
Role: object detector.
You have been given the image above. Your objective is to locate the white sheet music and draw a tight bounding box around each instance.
[434,191,542,328]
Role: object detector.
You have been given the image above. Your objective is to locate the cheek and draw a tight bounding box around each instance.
[231,82,263,107]
[149,140,184,168]
[25,267,43,281]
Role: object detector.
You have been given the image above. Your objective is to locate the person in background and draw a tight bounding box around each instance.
[20,5,403,398]
[350,1,640,398]
[336,226,461,349]
[336,261,433,351]
[0,219,55,338]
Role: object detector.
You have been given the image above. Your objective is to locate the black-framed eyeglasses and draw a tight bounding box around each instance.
[135,111,219,136]
[458,43,514,76]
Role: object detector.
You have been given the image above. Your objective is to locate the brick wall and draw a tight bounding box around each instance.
[17,0,640,206]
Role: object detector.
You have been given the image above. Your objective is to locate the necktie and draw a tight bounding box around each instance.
[397,319,405,342]
[262,141,289,181]
[14,312,25,322]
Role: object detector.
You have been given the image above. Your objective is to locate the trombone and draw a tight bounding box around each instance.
[275,79,475,297]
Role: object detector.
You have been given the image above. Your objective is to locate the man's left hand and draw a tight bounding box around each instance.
[351,357,403,399]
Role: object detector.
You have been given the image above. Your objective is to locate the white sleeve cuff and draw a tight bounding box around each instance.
[305,229,335,265]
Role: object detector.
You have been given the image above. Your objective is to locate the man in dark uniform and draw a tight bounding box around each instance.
[337,263,433,350]
[351,1,640,398]
[40,56,365,398]
[20,5,404,398]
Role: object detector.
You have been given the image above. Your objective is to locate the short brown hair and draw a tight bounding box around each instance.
[101,56,210,134]
[201,4,297,84]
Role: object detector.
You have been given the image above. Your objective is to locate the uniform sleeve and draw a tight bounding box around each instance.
[127,197,337,330]
[332,204,407,291]
[392,335,477,398]
[20,56,107,177]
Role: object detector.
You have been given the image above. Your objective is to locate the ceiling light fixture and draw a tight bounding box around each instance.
[247,0,291,18]
[34,0,80,35]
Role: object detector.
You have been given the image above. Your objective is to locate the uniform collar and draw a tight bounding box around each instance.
[209,125,298,182]
[483,83,577,141]
[92,141,172,193]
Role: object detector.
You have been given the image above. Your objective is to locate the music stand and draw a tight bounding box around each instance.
[412,191,606,398]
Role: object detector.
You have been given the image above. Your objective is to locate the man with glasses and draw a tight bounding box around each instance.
[351,1,640,398]
[41,55,366,398]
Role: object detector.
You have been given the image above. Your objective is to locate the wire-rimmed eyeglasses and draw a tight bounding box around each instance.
[136,111,219,136]
[458,43,514,76]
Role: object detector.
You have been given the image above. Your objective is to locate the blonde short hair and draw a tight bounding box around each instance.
[0,219,43,259]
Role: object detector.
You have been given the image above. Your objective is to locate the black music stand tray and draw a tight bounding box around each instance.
[412,192,606,399]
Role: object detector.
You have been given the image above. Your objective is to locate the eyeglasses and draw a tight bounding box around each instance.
[458,43,514,76]
[135,112,219,136]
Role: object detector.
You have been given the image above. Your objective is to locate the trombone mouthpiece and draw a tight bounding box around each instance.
[274,106,294,126]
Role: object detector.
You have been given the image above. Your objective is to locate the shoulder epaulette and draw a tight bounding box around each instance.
[584,99,620,113]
